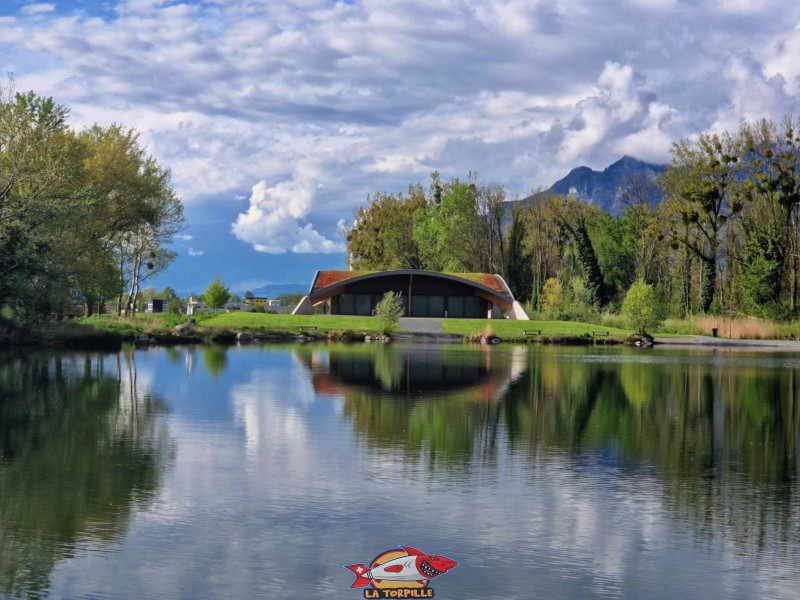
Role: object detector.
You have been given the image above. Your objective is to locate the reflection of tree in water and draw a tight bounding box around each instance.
[0,349,173,598]
[298,344,525,468]
[502,349,800,558]
[301,344,800,554]
[201,345,229,378]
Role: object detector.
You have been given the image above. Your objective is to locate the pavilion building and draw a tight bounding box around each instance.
[292,269,529,319]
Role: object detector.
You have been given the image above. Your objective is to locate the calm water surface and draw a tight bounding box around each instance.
[1,343,798,599]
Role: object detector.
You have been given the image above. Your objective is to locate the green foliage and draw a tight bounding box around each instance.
[622,280,664,335]
[414,180,483,272]
[343,114,800,325]
[276,292,304,306]
[572,221,609,307]
[167,298,183,315]
[739,231,783,315]
[204,277,230,312]
[374,291,405,335]
[658,130,741,313]
[347,187,426,270]
[504,203,533,301]
[348,173,506,275]
[594,214,636,294]
[539,278,563,315]
[0,80,184,331]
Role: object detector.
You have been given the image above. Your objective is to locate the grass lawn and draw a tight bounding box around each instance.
[200,312,385,334]
[438,318,630,338]
[77,312,634,341]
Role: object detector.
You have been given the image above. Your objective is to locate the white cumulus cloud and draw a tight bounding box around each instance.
[4,0,800,243]
[231,179,345,254]
[20,3,56,16]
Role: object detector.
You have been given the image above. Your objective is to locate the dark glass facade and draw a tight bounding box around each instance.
[328,273,491,318]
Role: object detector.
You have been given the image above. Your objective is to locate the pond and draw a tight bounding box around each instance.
[0,343,798,599]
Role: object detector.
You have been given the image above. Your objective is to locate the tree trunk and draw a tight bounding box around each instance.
[700,257,716,313]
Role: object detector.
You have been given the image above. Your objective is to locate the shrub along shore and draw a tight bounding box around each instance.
[5,311,800,351]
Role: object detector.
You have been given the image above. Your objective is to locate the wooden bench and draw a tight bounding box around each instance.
[591,331,610,337]
[523,329,542,336]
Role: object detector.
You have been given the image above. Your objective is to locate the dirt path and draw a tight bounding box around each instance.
[398,317,443,334]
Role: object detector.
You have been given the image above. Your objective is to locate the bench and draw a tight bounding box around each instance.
[591,331,610,337]
[523,329,542,336]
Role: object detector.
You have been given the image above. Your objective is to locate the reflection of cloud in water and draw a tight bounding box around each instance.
[39,347,800,600]
[232,363,314,463]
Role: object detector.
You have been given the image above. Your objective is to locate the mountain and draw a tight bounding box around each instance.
[549,155,666,214]
[248,282,308,298]
[509,155,667,217]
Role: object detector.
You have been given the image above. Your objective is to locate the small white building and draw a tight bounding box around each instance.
[186,295,210,316]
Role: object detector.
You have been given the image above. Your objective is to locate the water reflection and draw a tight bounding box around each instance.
[295,345,800,559]
[3,344,799,599]
[0,350,173,598]
[295,344,527,463]
[201,345,229,378]
[503,348,800,559]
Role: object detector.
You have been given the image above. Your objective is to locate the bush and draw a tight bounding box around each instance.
[622,280,664,336]
[540,278,563,315]
[374,291,405,335]
[167,298,183,315]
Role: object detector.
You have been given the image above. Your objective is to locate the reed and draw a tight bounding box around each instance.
[694,316,778,339]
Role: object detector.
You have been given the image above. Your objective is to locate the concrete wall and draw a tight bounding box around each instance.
[509,300,530,320]
[291,296,313,315]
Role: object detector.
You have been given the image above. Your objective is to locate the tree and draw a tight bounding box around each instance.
[346,186,426,270]
[374,291,405,335]
[622,280,664,336]
[548,195,609,307]
[737,116,800,309]
[75,124,184,316]
[204,277,230,312]
[539,278,564,315]
[503,202,532,302]
[523,191,565,311]
[594,213,636,295]
[244,290,254,299]
[159,286,178,301]
[618,172,665,285]
[0,82,86,324]
[167,298,183,315]
[414,176,484,272]
[658,131,742,312]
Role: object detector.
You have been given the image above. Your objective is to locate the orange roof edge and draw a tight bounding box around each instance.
[310,270,511,297]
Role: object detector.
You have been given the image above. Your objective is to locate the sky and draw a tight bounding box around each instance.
[2,0,800,293]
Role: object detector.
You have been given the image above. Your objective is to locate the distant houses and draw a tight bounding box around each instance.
[162,295,295,316]
[243,296,280,308]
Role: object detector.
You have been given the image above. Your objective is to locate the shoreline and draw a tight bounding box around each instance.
[653,335,800,349]
[6,319,800,351]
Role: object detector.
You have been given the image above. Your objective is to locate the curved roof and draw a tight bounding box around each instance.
[308,269,514,304]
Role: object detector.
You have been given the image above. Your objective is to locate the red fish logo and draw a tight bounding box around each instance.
[345,546,457,598]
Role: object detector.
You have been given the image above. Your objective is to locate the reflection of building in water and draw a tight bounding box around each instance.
[294,345,528,468]
[296,344,527,402]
